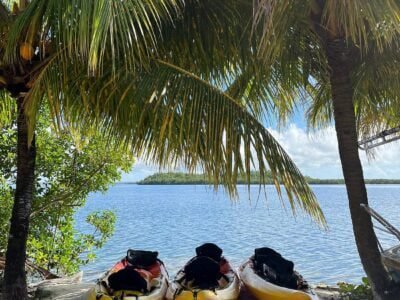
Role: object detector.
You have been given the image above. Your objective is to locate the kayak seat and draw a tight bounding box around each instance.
[184,256,222,289]
[253,247,298,290]
[108,268,148,292]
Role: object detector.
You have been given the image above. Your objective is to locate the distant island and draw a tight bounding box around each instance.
[136,172,400,185]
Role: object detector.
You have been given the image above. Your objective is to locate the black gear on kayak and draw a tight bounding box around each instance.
[108,268,148,292]
[126,249,158,268]
[253,247,299,290]
[195,243,223,262]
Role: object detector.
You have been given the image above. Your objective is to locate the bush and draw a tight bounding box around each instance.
[338,277,372,300]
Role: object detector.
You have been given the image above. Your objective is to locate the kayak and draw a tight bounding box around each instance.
[165,265,240,300]
[87,259,168,300]
[166,243,240,300]
[239,260,319,300]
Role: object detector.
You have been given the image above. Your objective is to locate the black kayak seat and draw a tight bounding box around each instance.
[184,256,222,289]
[253,247,298,289]
[108,268,148,292]
[254,247,294,275]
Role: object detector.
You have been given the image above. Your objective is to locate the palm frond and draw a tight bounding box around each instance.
[5,0,183,72]
[0,91,15,128]
[322,0,400,52]
[253,1,318,63]
[305,81,333,129]
[219,63,298,128]
[252,0,331,126]
[22,56,326,225]
[253,0,400,135]
[158,0,254,81]
[352,38,400,138]
[305,34,400,135]
[255,0,400,60]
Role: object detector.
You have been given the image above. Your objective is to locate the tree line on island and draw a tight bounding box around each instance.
[138,172,400,185]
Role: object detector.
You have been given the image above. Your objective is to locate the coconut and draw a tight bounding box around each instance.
[20,42,34,61]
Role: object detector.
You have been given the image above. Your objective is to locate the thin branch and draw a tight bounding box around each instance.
[30,161,107,218]
[0,256,60,279]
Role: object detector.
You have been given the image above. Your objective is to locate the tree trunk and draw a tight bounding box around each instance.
[326,38,399,299]
[3,97,36,300]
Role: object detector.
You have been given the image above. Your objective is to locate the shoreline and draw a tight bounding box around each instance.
[131,172,400,185]
[26,275,341,300]
[119,182,400,185]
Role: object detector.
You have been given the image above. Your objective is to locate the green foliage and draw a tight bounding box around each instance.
[27,211,116,274]
[338,277,373,300]
[0,177,12,250]
[138,172,274,185]
[0,104,134,274]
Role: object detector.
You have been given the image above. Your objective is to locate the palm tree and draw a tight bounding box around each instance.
[253,0,400,298]
[0,1,324,298]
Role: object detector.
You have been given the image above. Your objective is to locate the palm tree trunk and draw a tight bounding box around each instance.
[3,97,36,300]
[326,38,398,299]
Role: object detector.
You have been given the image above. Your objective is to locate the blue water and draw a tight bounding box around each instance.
[74,184,400,285]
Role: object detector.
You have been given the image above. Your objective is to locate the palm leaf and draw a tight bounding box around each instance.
[305,33,400,135]
[0,91,15,128]
[254,0,400,58]
[322,0,400,52]
[253,0,400,137]
[22,55,326,225]
[352,37,400,139]
[4,0,183,71]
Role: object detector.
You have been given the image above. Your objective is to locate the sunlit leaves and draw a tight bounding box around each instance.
[4,0,183,72]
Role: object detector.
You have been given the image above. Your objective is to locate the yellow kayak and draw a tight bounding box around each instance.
[165,243,240,300]
[239,260,319,300]
[166,267,240,300]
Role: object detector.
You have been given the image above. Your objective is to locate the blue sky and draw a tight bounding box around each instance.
[120,108,400,182]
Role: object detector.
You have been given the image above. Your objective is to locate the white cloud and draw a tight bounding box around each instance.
[269,124,400,179]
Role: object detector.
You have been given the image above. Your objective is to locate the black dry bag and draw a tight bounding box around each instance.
[126,249,158,268]
[195,243,223,262]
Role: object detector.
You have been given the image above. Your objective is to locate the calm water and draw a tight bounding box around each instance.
[75,184,400,285]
